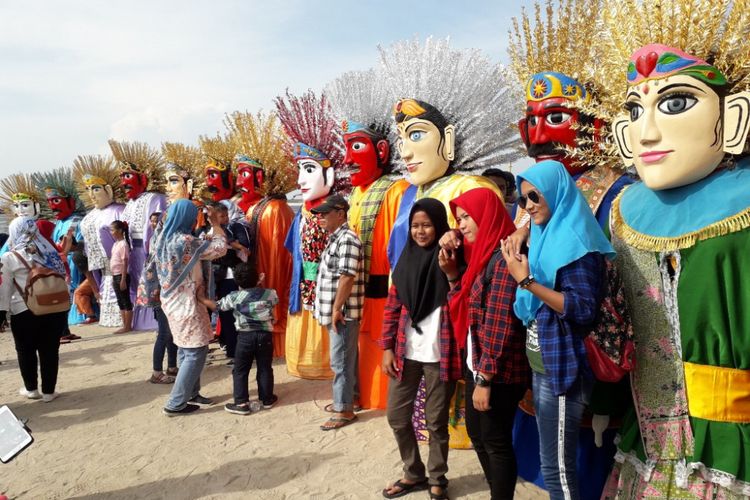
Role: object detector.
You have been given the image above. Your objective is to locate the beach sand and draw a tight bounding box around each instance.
[0,324,547,499]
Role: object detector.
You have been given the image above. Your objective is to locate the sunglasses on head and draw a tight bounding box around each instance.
[518,190,541,210]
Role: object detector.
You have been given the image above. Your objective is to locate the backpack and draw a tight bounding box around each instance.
[584,259,636,382]
[12,251,70,316]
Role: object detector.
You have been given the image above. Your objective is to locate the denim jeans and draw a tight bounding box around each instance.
[327,320,359,412]
[153,306,178,372]
[165,345,209,411]
[532,372,593,500]
[233,330,274,405]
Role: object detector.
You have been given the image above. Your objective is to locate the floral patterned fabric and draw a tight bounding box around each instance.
[299,210,329,309]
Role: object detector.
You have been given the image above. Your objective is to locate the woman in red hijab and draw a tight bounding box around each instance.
[439,187,530,499]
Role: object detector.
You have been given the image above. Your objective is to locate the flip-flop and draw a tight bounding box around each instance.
[320,414,357,431]
[382,479,428,498]
[324,403,363,413]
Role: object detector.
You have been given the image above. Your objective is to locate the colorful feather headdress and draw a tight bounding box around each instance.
[34,166,86,214]
[224,110,296,197]
[378,37,524,172]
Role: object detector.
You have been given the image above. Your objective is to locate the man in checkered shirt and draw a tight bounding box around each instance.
[312,194,364,431]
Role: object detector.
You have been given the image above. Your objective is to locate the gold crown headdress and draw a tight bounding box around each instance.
[108,139,166,193]
[72,155,123,208]
[598,0,750,117]
[161,142,206,199]
[198,133,235,173]
[0,173,48,218]
[224,111,296,197]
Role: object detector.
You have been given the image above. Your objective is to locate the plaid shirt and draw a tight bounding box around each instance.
[464,254,530,386]
[217,288,279,333]
[537,252,605,396]
[314,223,364,326]
[378,284,462,382]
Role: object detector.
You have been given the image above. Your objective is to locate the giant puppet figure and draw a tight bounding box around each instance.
[506,2,634,497]
[73,155,125,328]
[276,90,345,380]
[161,142,207,229]
[202,133,237,204]
[225,111,296,357]
[0,174,44,255]
[325,69,410,409]
[109,140,167,331]
[597,1,750,497]
[35,167,88,326]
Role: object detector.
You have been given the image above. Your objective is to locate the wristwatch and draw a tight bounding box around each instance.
[474,373,491,387]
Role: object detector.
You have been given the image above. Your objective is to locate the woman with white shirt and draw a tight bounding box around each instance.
[0,217,69,402]
[379,199,461,500]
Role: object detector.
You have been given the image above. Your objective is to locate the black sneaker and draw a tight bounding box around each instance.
[224,403,251,415]
[163,403,200,417]
[262,395,278,409]
[189,394,214,406]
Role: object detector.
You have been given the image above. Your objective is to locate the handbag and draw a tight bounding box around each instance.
[584,259,635,382]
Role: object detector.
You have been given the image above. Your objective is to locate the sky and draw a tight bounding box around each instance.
[0,0,535,176]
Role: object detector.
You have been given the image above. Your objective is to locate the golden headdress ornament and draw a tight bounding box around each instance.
[161,142,206,198]
[224,111,296,197]
[72,155,123,207]
[0,173,46,218]
[198,133,235,173]
[598,0,750,117]
[108,139,166,192]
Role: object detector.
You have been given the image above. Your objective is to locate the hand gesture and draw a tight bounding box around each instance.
[439,229,463,250]
[505,225,530,261]
[438,248,458,281]
[501,239,530,283]
[332,309,345,330]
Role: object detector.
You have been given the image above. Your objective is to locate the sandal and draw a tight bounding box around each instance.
[324,403,363,413]
[429,486,449,500]
[320,414,357,431]
[382,479,428,498]
[149,373,176,384]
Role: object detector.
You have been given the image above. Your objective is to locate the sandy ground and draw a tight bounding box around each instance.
[0,324,548,500]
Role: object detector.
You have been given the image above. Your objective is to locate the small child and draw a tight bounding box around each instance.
[204,261,278,415]
[109,220,132,334]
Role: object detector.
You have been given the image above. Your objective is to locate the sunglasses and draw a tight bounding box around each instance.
[518,190,542,209]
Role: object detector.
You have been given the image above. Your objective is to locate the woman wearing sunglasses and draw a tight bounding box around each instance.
[500,160,614,500]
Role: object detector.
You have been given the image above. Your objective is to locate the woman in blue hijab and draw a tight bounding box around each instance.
[500,160,614,500]
[156,199,228,416]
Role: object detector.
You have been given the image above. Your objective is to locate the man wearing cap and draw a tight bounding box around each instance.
[312,194,364,431]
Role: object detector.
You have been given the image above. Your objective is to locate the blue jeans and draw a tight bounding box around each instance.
[152,307,177,372]
[327,320,359,412]
[165,345,209,411]
[532,372,593,500]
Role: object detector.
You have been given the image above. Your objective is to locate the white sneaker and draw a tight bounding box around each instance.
[41,392,59,403]
[19,388,41,399]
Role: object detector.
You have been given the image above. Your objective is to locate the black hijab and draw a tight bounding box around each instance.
[391,198,451,333]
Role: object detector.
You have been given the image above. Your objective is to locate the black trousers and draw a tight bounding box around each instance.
[11,310,67,394]
[217,279,238,357]
[464,372,526,500]
[112,274,132,311]
[233,330,274,405]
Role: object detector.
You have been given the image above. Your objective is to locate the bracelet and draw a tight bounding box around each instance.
[447,276,460,283]
[518,274,535,288]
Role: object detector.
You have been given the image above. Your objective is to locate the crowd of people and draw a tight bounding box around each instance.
[3,1,750,499]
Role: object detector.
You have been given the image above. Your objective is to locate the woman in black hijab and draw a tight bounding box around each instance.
[379,198,461,500]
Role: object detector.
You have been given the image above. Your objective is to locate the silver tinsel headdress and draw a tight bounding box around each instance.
[34,166,86,215]
[378,37,524,171]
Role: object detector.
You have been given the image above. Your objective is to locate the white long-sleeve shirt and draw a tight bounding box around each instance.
[0,249,34,315]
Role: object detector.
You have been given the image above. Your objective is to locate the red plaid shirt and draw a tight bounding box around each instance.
[460,256,530,385]
[379,284,462,382]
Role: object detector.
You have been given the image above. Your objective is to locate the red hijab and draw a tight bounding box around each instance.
[448,188,516,350]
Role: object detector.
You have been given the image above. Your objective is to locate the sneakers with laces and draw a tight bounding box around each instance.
[224,403,252,415]
[42,392,59,403]
[262,394,279,409]
[163,403,200,417]
[19,388,41,400]
[189,394,214,407]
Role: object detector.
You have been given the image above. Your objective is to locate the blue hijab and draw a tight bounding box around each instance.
[155,200,210,298]
[513,161,615,325]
